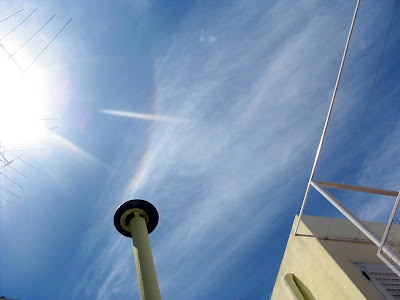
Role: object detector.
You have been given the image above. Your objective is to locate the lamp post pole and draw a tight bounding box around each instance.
[114,199,161,300]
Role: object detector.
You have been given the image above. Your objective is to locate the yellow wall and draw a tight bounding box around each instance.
[271,215,387,300]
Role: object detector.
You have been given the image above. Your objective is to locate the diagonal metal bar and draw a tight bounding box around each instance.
[25,18,72,72]
[0,9,37,41]
[0,195,11,202]
[0,185,20,198]
[0,171,22,189]
[0,9,24,23]
[5,165,27,177]
[10,14,56,57]
[316,180,398,197]
[311,180,381,244]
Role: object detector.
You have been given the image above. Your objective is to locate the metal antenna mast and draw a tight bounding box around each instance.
[0,9,71,206]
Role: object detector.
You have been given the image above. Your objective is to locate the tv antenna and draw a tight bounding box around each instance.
[0,8,69,206]
[0,8,71,73]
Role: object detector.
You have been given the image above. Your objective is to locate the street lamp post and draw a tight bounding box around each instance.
[114,199,161,300]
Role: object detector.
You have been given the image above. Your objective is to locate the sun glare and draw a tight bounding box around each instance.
[0,53,50,149]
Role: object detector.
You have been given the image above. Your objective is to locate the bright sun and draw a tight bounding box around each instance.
[0,52,50,149]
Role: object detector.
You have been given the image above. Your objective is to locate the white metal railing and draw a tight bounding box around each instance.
[296,179,400,277]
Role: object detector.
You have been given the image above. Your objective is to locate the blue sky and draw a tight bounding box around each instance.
[0,1,399,299]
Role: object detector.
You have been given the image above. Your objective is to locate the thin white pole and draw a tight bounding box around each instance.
[130,216,161,300]
[294,0,361,235]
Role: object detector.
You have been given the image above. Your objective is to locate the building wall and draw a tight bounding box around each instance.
[271,215,387,300]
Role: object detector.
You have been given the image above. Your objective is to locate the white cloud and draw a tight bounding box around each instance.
[199,28,217,44]
[208,34,216,43]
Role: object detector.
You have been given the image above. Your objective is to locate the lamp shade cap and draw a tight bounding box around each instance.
[114,199,159,237]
